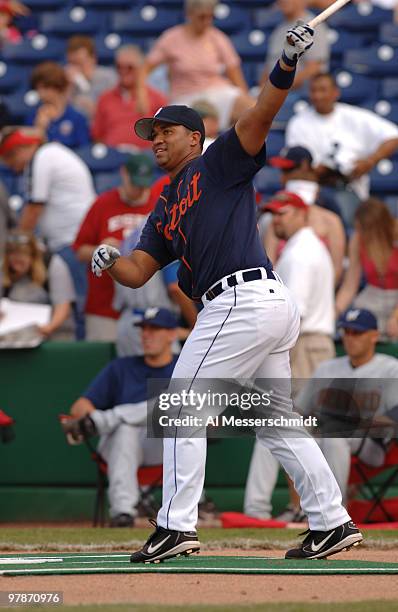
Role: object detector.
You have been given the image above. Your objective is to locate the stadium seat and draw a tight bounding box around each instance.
[327,29,367,62]
[379,22,398,47]
[75,144,129,173]
[370,159,398,194]
[344,46,398,78]
[213,4,250,35]
[94,33,153,63]
[2,89,40,123]
[265,130,285,158]
[254,164,282,195]
[94,171,121,194]
[111,6,181,36]
[0,63,29,94]
[231,0,274,6]
[252,7,283,31]
[24,0,69,7]
[334,71,380,104]
[328,4,392,33]
[385,196,398,218]
[81,0,137,7]
[1,35,65,64]
[381,77,398,100]
[363,99,398,125]
[230,30,268,62]
[39,7,105,37]
[272,98,308,130]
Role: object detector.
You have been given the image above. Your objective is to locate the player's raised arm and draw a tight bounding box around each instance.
[236,22,314,156]
[91,244,160,289]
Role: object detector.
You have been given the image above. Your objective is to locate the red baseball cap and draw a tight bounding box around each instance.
[0,128,43,157]
[262,191,309,213]
[0,2,16,16]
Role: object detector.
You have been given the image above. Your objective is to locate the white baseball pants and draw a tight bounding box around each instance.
[156,276,351,532]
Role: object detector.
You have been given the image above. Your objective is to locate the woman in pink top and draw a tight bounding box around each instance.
[136,0,254,131]
[336,198,398,340]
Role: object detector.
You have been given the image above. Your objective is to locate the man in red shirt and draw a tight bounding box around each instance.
[74,154,165,340]
[91,45,167,150]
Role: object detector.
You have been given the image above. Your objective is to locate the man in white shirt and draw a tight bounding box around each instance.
[286,73,398,225]
[244,189,335,520]
[0,126,96,338]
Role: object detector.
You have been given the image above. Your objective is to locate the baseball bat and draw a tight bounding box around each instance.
[308,0,352,28]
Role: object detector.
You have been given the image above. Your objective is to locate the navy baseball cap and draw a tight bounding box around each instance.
[338,309,378,332]
[134,307,178,329]
[269,146,313,170]
[135,105,205,146]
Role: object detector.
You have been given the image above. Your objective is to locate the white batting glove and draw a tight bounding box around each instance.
[91,244,121,277]
[282,21,314,67]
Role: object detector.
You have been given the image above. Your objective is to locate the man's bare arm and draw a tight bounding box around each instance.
[93,246,161,289]
[18,202,44,231]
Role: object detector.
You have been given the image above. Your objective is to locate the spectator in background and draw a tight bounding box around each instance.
[265,146,346,284]
[65,35,117,120]
[192,100,220,152]
[0,126,96,338]
[73,153,159,341]
[136,0,254,131]
[286,73,398,227]
[336,198,398,341]
[27,62,90,149]
[0,1,26,47]
[2,230,75,340]
[91,45,167,150]
[64,308,179,527]
[245,191,335,523]
[260,0,330,90]
[0,182,15,278]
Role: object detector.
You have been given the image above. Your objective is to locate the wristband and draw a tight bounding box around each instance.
[281,50,297,68]
[269,60,296,90]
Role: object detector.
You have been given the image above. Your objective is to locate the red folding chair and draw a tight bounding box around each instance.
[348,440,398,523]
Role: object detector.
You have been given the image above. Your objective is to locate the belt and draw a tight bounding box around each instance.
[204,268,277,303]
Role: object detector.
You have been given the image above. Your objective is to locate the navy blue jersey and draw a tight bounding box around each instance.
[135,127,272,300]
[83,355,178,410]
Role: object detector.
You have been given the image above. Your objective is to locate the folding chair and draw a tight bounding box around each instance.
[348,440,398,523]
[84,437,163,527]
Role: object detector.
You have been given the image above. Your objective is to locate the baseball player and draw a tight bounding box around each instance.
[92,22,363,562]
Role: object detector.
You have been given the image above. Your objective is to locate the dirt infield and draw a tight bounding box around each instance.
[1,548,398,606]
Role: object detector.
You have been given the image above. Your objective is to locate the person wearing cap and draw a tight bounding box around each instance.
[191,100,220,153]
[295,307,398,503]
[286,73,398,227]
[91,45,168,151]
[91,21,363,563]
[0,1,27,47]
[265,145,345,284]
[64,307,179,527]
[73,153,160,341]
[244,189,335,522]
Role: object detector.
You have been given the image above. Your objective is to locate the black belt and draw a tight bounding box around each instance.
[204,268,276,302]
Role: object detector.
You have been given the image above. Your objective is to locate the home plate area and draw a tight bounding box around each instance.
[1,553,398,576]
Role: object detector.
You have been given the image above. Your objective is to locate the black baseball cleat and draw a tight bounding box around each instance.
[285,520,363,560]
[130,519,200,564]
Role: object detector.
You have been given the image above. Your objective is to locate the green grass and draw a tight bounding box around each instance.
[25,602,398,612]
[0,527,397,551]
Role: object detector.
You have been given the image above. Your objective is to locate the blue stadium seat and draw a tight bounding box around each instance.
[328,4,392,33]
[24,0,69,7]
[272,98,308,130]
[0,63,29,94]
[381,77,398,99]
[230,30,268,61]
[94,33,155,64]
[2,89,40,123]
[252,7,283,32]
[385,196,398,217]
[334,71,380,104]
[363,99,398,125]
[94,171,121,194]
[2,35,65,64]
[39,7,105,37]
[81,0,137,7]
[253,165,281,195]
[327,29,367,61]
[379,23,398,47]
[76,144,129,173]
[111,6,181,36]
[344,46,398,78]
[265,130,285,158]
[370,159,398,194]
[213,4,250,35]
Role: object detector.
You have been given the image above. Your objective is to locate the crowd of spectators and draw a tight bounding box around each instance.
[1,0,398,524]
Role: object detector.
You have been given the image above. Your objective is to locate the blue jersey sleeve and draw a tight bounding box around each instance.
[135,209,175,268]
[202,127,266,188]
[82,362,118,410]
[162,260,179,285]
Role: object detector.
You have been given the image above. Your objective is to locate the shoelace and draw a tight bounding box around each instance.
[144,518,160,546]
